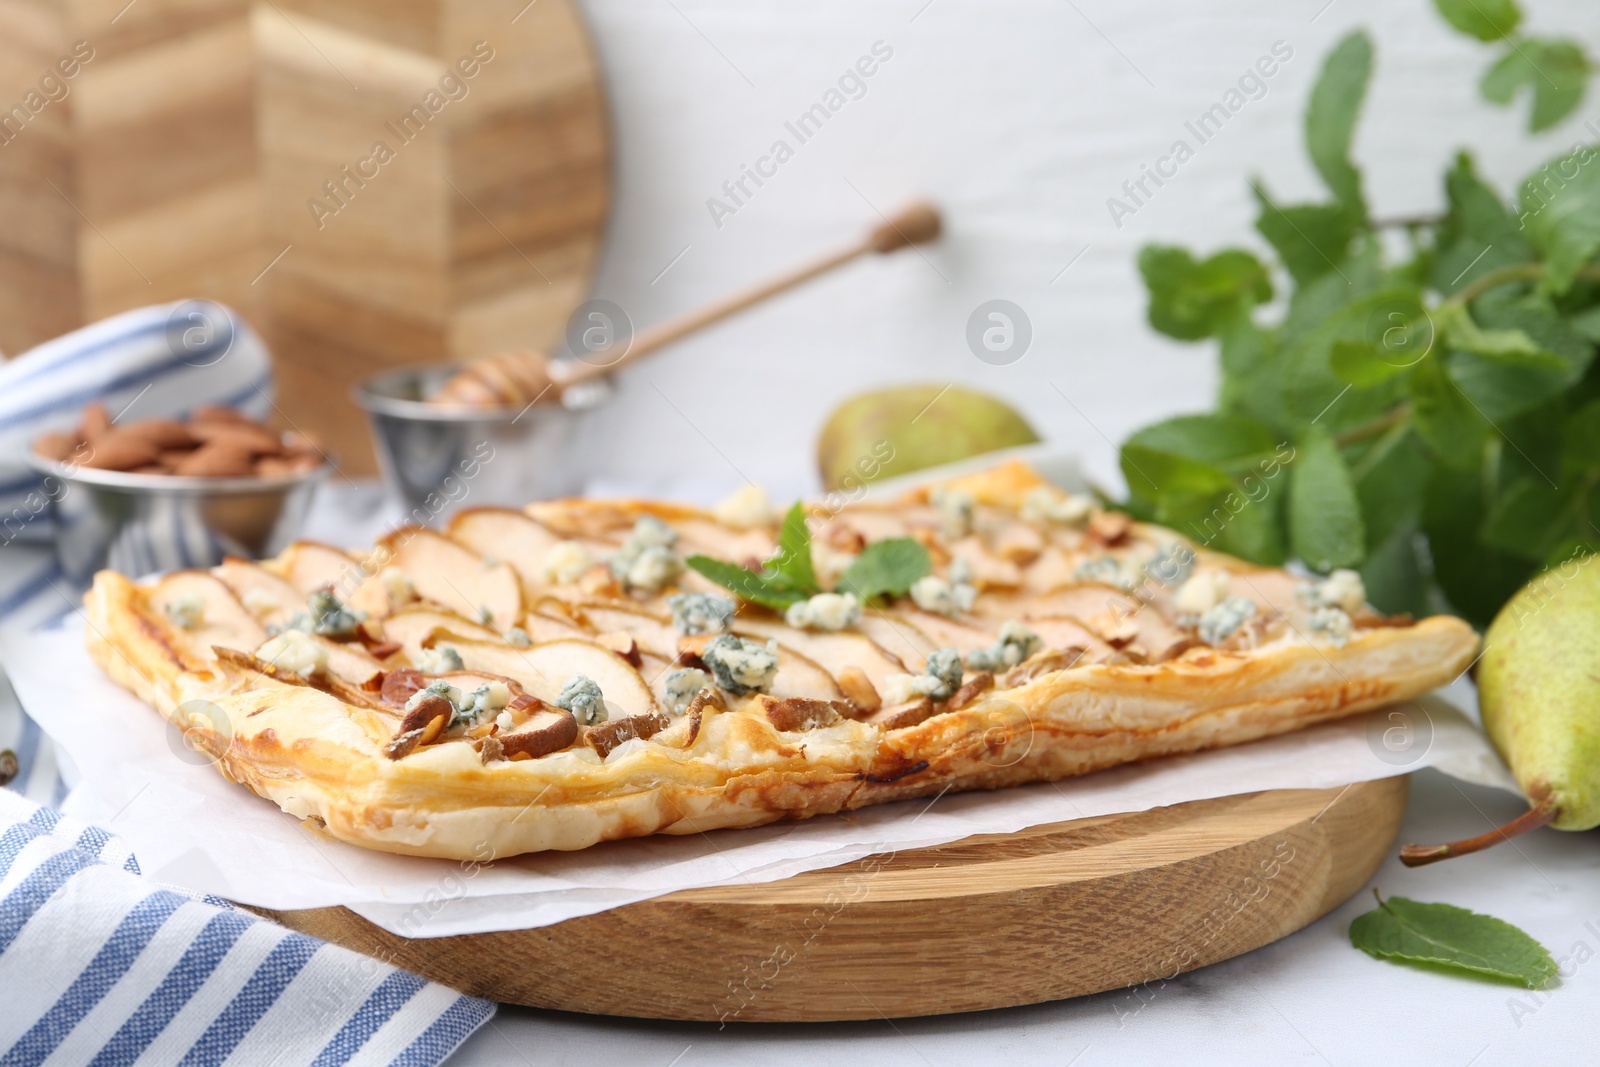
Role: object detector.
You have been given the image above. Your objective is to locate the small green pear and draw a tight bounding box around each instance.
[816,384,1039,491]
[1401,557,1598,865]
[1478,559,1600,830]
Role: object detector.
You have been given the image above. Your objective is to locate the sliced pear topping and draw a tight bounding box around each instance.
[379,527,524,634]
[443,637,658,716]
[149,571,266,666]
[448,508,564,598]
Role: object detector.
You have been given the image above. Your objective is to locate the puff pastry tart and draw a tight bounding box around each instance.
[84,461,1476,859]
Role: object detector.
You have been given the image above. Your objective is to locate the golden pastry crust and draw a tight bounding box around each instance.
[83,460,1478,859]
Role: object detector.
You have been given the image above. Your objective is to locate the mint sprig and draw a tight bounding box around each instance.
[1116,21,1600,627]
[687,501,931,610]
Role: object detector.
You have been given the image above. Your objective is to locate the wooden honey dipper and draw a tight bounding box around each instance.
[432,200,943,407]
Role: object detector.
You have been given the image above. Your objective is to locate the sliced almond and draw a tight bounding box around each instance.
[500,708,579,760]
[379,667,426,707]
[864,697,937,731]
[946,671,994,711]
[759,696,847,732]
[596,631,642,667]
[583,710,672,758]
[836,666,882,713]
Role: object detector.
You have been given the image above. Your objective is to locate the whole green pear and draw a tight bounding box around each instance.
[816,384,1039,491]
[1478,557,1600,830]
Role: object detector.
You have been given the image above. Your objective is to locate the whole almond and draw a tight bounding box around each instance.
[79,430,161,471]
[189,404,253,425]
[173,442,255,477]
[79,402,112,441]
[120,418,195,449]
[32,431,81,462]
[190,421,283,455]
[254,456,295,477]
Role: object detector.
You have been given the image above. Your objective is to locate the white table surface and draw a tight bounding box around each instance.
[455,767,1599,1067]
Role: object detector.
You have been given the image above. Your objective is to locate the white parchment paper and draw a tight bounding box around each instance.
[0,619,1518,938]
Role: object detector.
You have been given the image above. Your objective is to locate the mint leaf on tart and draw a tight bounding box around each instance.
[836,538,931,605]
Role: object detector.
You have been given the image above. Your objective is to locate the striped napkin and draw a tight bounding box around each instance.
[0,790,494,1066]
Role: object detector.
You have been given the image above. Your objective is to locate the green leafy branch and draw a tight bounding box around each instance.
[1434,0,1593,131]
[1120,17,1600,627]
[686,502,930,611]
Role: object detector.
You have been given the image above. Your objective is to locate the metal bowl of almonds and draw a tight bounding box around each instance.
[26,403,330,581]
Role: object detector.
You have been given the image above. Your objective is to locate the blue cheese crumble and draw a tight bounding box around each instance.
[415,645,465,674]
[506,626,532,647]
[163,594,205,630]
[784,592,862,631]
[1073,555,1131,590]
[256,629,327,678]
[882,646,965,704]
[1298,569,1366,614]
[555,674,607,725]
[701,635,780,695]
[405,679,461,713]
[910,575,976,617]
[669,592,735,635]
[663,667,713,712]
[542,541,592,585]
[1020,486,1094,526]
[307,589,365,637]
[610,516,683,593]
[1146,542,1195,588]
[965,622,1043,672]
[1308,605,1353,647]
[931,487,976,540]
[1198,597,1257,645]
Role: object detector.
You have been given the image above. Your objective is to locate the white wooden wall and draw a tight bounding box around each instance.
[572,0,1597,497]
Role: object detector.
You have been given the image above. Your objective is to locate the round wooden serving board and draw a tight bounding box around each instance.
[259,777,1406,1022]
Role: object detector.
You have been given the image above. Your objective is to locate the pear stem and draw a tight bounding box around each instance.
[1398,800,1558,867]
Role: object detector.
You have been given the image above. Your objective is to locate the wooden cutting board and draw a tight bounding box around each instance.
[257,776,1405,1022]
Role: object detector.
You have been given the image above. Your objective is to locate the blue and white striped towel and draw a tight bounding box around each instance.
[0,790,494,1065]
[0,301,275,547]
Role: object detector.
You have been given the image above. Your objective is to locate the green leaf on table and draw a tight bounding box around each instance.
[1138,246,1272,341]
[1306,31,1372,215]
[767,501,820,595]
[1287,426,1365,572]
[1253,186,1359,287]
[1433,0,1521,41]
[1349,892,1557,989]
[1518,145,1600,292]
[684,555,809,611]
[1481,39,1588,132]
[835,538,930,604]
